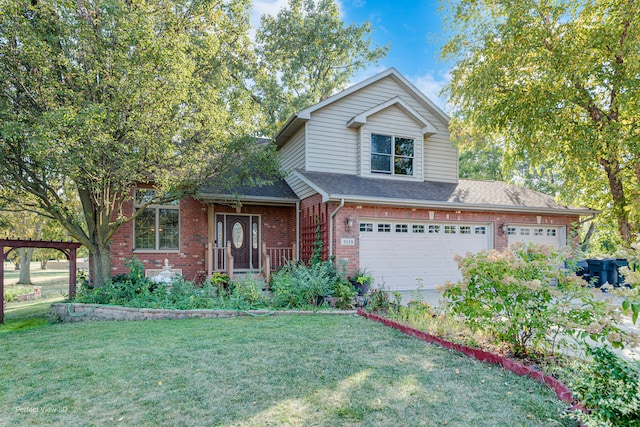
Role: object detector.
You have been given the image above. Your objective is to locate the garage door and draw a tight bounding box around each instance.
[506,225,564,247]
[359,220,492,291]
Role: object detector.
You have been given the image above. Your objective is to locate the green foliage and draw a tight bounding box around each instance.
[0,0,281,286]
[442,0,640,242]
[228,277,267,310]
[269,261,343,308]
[254,0,388,134]
[331,281,357,309]
[569,346,640,427]
[440,243,632,356]
[366,285,401,313]
[3,286,36,303]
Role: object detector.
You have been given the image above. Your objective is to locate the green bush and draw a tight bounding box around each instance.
[332,281,357,309]
[3,286,35,302]
[228,277,267,310]
[269,261,342,308]
[439,243,632,356]
[569,346,640,427]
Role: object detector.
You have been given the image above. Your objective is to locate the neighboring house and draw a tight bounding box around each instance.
[110,68,595,291]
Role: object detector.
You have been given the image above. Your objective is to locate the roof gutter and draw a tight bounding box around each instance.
[329,198,345,259]
[323,194,598,217]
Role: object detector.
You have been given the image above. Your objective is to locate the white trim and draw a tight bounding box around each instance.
[326,194,596,216]
[275,68,449,145]
[347,96,438,136]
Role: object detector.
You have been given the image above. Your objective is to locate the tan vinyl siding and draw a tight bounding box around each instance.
[279,126,306,172]
[305,75,457,182]
[285,174,317,199]
[424,130,458,183]
[361,105,424,181]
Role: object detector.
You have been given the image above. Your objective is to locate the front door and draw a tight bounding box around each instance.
[226,216,251,269]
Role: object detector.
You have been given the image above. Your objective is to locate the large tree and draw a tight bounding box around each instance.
[442,0,640,242]
[253,0,388,135]
[0,0,280,286]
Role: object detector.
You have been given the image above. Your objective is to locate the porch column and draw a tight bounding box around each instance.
[68,248,77,300]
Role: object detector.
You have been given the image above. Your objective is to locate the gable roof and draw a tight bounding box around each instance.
[275,67,449,145]
[294,170,596,216]
[346,96,438,136]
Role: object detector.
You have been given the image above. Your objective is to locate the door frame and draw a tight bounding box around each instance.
[215,213,261,271]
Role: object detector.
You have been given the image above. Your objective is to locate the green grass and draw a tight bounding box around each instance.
[2,269,69,334]
[0,315,575,426]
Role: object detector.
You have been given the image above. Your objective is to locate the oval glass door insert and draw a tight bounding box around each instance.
[232,222,244,249]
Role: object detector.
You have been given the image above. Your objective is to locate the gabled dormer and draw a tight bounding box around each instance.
[275,68,458,199]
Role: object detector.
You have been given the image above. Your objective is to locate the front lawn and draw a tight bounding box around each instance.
[1,315,574,426]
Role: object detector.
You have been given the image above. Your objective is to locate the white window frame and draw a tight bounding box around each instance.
[371,133,415,176]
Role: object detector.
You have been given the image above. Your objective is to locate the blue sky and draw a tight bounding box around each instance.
[251,0,451,110]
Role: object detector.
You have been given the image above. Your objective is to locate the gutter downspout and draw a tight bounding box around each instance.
[329,198,345,259]
[295,200,300,260]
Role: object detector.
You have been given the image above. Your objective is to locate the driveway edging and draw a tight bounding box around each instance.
[357,308,587,414]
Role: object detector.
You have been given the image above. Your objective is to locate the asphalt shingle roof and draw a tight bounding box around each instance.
[199,178,298,200]
[297,170,592,213]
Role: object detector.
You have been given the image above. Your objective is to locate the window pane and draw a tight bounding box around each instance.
[371,134,392,154]
[135,209,156,249]
[395,138,414,157]
[395,224,408,233]
[394,157,413,175]
[159,209,179,249]
[360,223,373,232]
[371,154,392,173]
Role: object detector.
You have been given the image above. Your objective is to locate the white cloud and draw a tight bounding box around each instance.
[251,0,345,29]
[410,71,451,113]
[250,0,289,28]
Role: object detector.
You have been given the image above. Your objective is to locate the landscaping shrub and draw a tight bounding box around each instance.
[438,243,633,357]
[269,260,345,308]
[228,276,267,310]
[569,346,640,427]
[3,285,36,302]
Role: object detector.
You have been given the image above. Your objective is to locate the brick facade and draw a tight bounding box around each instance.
[297,200,581,277]
[109,198,296,283]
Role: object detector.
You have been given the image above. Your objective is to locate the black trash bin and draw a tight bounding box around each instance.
[586,259,612,287]
[585,258,628,287]
[613,258,629,286]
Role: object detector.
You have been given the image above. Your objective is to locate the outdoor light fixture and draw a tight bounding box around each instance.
[498,223,507,235]
[345,217,354,231]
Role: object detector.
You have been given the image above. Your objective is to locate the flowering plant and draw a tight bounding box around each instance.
[438,243,633,356]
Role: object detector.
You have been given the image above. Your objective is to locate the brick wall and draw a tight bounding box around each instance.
[110,197,209,283]
[110,199,296,282]
[298,201,580,276]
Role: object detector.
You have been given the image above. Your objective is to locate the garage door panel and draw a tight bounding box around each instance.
[359,221,490,292]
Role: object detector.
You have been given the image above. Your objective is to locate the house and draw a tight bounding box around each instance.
[110,68,595,292]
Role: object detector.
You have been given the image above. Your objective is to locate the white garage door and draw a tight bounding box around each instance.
[359,220,492,291]
[506,225,564,247]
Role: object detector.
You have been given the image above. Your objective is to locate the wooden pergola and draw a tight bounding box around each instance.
[1,239,82,324]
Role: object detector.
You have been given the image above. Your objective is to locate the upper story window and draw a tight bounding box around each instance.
[371,134,414,176]
[134,189,180,251]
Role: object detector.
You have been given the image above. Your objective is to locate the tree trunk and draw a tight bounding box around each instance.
[89,243,112,287]
[41,259,48,270]
[17,248,34,284]
[601,157,631,242]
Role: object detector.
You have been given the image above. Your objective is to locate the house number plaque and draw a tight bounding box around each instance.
[341,238,355,246]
